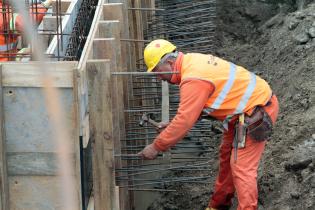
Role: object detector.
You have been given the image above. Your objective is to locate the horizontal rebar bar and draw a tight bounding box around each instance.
[112,71,179,75]
[120,176,211,188]
[128,8,165,11]
[127,188,176,192]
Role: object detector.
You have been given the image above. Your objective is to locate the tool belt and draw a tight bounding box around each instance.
[234,105,273,147]
[245,106,273,142]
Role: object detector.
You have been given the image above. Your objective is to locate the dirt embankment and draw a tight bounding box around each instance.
[217,1,315,209]
[148,1,315,209]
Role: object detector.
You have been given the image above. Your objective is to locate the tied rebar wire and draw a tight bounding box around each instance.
[116,0,217,193]
[64,0,98,61]
[148,0,216,53]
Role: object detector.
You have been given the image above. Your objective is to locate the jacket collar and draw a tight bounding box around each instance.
[170,52,184,84]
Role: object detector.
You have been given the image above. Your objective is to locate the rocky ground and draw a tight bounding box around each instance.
[147,0,315,209]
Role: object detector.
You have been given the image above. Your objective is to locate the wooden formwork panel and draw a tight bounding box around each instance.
[0,62,81,210]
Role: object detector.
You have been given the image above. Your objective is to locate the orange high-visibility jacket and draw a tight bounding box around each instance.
[180,53,272,118]
[0,3,47,61]
[153,53,273,151]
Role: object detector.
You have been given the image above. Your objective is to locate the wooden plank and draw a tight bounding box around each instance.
[91,38,122,166]
[161,81,169,122]
[82,114,90,148]
[4,87,75,153]
[77,1,105,140]
[103,3,124,22]
[98,3,133,210]
[103,1,132,71]
[1,62,77,88]
[161,81,171,164]
[93,32,130,210]
[96,20,120,39]
[0,66,9,210]
[87,60,115,210]
[124,1,138,208]
[115,186,120,210]
[92,38,116,60]
[7,152,64,176]
[9,176,65,210]
[7,152,76,176]
[72,66,83,210]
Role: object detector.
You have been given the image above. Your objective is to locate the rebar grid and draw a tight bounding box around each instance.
[116,0,217,194]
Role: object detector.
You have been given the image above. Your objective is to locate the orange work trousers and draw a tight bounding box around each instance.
[209,95,279,210]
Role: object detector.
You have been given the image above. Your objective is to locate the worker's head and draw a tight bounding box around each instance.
[144,39,178,83]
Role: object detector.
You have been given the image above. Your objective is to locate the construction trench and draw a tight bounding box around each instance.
[0,0,314,210]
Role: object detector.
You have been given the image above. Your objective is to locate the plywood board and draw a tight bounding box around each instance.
[1,62,77,88]
[3,87,75,153]
[9,176,69,210]
[7,152,75,176]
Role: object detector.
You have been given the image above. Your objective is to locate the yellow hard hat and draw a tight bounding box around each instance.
[144,39,176,72]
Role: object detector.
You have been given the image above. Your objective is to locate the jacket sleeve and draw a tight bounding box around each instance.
[153,79,214,151]
[14,4,48,32]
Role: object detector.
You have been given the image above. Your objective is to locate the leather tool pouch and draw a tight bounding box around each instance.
[245,107,273,141]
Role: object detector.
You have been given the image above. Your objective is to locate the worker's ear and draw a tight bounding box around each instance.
[166,59,175,66]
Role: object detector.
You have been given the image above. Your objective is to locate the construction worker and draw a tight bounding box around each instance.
[138,39,279,210]
[0,0,52,61]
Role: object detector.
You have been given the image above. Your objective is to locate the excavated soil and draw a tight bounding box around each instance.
[147,1,315,209]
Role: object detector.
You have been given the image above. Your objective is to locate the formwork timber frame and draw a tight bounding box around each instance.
[0,0,203,209]
[0,61,81,210]
[0,0,133,210]
[78,1,133,209]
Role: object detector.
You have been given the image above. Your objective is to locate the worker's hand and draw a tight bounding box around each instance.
[156,121,169,133]
[138,143,159,160]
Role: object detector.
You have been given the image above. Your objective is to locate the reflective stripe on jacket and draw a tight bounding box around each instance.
[180,53,272,119]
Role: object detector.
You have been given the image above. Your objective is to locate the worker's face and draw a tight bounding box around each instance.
[153,60,175,83]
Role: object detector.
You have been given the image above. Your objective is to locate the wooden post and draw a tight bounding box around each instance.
[103,3,134,108]
[161,81,169,123]
[87,60,115,210]
[96,15,131,210]
[92,36,130,210]
[0,66,9,210]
